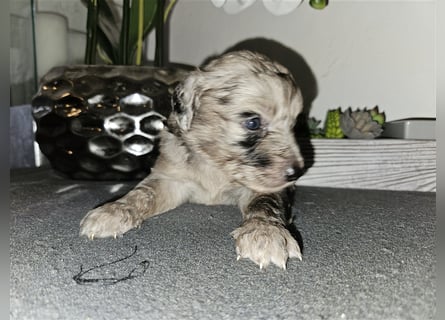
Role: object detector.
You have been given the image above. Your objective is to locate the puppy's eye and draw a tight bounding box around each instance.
[244,117,262,130]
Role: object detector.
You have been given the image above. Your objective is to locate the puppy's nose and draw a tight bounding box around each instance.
[285,165,304,182]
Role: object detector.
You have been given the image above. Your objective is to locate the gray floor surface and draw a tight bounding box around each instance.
[10,168,436,320]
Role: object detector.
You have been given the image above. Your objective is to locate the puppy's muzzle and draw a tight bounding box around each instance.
[285,164,305,182]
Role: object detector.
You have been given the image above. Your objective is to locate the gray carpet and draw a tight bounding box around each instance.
[10,168,436,320]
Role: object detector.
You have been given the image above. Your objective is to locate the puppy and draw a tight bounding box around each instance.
[80,50,305,269]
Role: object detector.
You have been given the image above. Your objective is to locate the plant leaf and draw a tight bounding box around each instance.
[119,0,131,64]
[97,0,121,50]
[81,0,121,64]
[96,27,118,64]
[84,0,99,64]
[127,0,158,64]
[81,0,121,49]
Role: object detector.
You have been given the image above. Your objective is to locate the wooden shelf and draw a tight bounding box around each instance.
[297,139,436,192]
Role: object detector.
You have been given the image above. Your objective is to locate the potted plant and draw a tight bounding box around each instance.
[31,0,192,180]
[83,0,176,66]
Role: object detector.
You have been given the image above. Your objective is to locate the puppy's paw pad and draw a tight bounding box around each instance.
[231,218,301,269]
[79,203,141,239]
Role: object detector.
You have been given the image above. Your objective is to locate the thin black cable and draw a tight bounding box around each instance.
[73,245,149,285]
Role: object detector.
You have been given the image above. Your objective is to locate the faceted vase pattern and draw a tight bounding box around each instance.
[32,65,191,180]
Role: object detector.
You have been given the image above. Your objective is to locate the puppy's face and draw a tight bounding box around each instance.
[172,51,304,193]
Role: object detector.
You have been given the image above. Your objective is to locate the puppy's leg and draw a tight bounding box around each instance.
[232,189,302,269]
[80,176,188,239]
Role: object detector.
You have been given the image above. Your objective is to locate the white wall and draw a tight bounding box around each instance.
[30,0,436,122]
[168,0,436,122]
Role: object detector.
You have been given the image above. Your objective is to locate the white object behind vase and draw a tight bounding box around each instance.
[35,12,68,79]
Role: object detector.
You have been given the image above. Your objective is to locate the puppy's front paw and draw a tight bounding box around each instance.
[80,202,142,239]
[231,217,302,270]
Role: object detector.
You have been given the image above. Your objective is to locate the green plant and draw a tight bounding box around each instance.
[309,106,386,139]
[369,106,386,125]
[307,117,324,138]
[324,108,344,138]
[83,0,176,66]
[339,106,385,139]
[309,0,328,10]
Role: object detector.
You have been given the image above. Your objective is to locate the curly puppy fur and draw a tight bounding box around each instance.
[80,50,305,269]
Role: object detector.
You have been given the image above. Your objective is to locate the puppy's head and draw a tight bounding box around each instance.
[170,50,304,193]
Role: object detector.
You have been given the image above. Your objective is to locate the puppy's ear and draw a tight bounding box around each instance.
[172,71,202,131]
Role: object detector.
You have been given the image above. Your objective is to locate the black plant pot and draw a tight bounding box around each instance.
[31,64,192,180]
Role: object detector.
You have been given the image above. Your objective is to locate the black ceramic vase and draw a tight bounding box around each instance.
[31,64,191,180]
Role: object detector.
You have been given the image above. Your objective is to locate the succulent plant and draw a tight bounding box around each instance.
[324,108,344,138]
[307,117,324,138]
[370,105,386,125]
[339,107,384,139]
